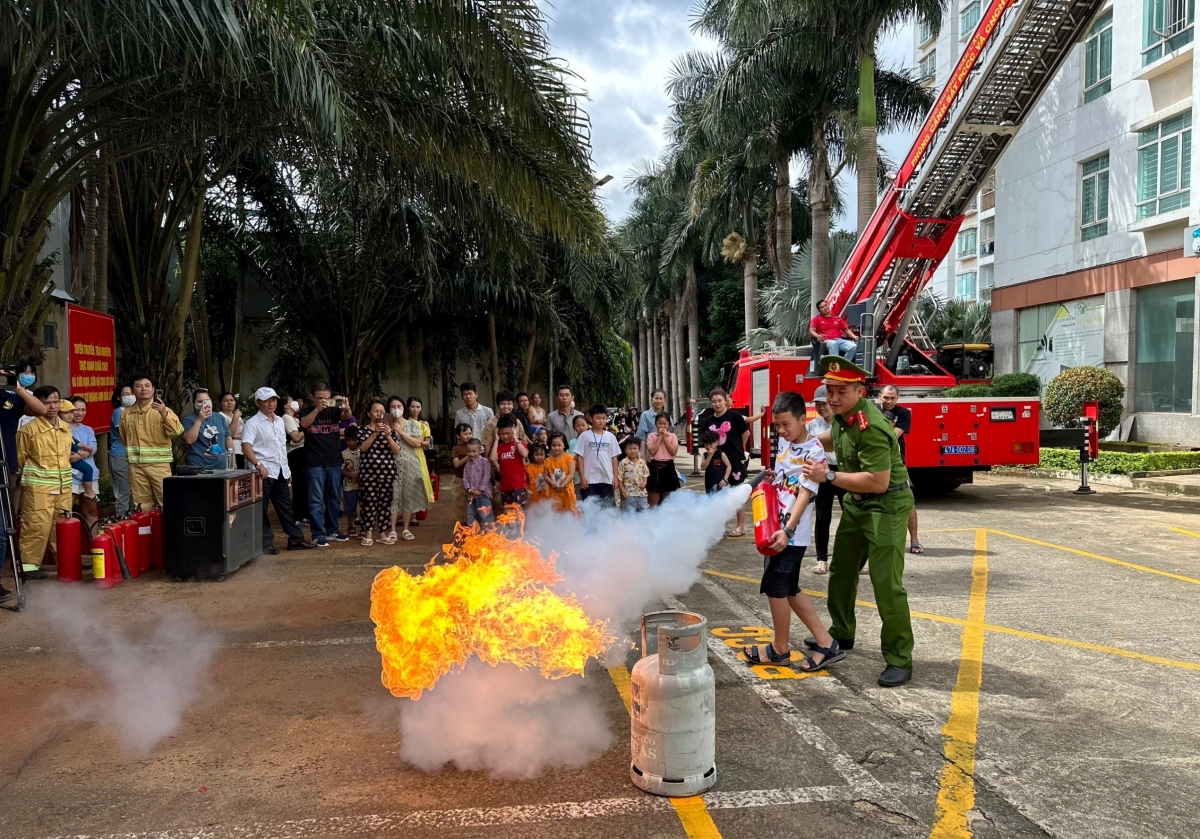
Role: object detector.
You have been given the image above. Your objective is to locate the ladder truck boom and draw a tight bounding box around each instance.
[826,0,1108,381]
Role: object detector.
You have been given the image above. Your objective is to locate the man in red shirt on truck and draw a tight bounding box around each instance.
[809,300,858,359]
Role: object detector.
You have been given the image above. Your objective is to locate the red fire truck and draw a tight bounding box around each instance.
[717,0,1103,491]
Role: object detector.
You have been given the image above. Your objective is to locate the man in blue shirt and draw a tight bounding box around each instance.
[182,388,233,469]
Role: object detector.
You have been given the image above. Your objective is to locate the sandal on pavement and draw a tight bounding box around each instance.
[814,559,828,575]
[743,643,790,665]
[910,542,924,554]
[402,529,415,541]
[725,528,745,538]
[360,537,374,547]
[796,639,845,673]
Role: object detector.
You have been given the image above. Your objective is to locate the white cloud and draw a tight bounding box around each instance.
[543,4,922,228]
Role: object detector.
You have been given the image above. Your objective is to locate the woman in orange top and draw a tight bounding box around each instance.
[526,442,551,506]
[542,432,578,514]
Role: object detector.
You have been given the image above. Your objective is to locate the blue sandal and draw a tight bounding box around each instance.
[744,643,790,665]
[796,639,846,672]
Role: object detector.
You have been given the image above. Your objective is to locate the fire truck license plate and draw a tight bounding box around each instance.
[941,445,979,455]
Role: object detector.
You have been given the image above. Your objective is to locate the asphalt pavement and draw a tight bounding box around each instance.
[1,470,1199,839]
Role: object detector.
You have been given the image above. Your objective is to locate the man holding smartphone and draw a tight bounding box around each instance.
[299,382,353,547]
[121,374,184,510]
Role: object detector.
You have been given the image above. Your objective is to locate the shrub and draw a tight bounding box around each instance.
[990,372,1041,397]
[944,384,992,397]
[1043,366,1124,436]
[1038,448,1200,474]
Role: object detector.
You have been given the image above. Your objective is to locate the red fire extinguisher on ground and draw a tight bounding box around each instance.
[117,518,141,579]
[148,508,164,570]
[92,532,115,589]
[56,514,83,582]
[133,511,153,573]
[101,523,128,582]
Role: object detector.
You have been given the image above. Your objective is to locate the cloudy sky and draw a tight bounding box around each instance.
[540,1,919,229]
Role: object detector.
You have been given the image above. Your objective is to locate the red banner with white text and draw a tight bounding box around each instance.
[67,304,117,433]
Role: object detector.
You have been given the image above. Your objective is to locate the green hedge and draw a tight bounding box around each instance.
[945,373,1041,399]
[1039,448,1200,474]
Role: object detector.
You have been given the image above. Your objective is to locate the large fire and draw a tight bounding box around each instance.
[370,510,613,699]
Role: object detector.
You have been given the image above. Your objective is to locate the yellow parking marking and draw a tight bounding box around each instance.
[930,529,988,838]
[986,528,1200,586]
[608,666,724,839]
[701,571,1200,674]
[1171,527,1200,540]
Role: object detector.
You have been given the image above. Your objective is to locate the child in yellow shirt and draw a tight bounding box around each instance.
[543,432,578,514]
[526,442,551,507]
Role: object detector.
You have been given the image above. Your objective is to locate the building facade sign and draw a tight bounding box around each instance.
[1021,296,1106,385]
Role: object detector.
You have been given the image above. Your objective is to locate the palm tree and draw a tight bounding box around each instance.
[748,229,857,350]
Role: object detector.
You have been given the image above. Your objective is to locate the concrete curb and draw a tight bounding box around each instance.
[989,467,1133,487]
[1131,477,1200,497]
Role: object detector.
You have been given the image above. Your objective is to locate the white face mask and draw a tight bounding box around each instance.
[289,401,299,412]
[121,395,136,407]
[391,408,403,418]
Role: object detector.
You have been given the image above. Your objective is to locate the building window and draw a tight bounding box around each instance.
[980,217,995,255]
[978,264,994,302]
[980,172,996,211]
[1135,280,1195,412]
[956,271,978,301]
[957,228,977,258]
[960,1,981,37]
[918,18,935,44]
[1081,152,1110,240]
[42,321,57,348]
[1019,298,1107,383]
[1084,10,1113,102]
[918,50,937,83]
[1144,0,1195,65]
[1137,111,1191,220]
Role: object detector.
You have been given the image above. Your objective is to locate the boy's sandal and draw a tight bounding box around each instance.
[910,542,924,554]
[743,643,790,665]
[796,640,846,673]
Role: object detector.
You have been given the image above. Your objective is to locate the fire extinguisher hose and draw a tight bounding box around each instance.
[111,535,133,581]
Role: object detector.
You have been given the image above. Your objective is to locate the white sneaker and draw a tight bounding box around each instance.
[814,560,828,575]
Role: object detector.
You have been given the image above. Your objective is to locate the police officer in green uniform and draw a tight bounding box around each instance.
[801,356,914,687]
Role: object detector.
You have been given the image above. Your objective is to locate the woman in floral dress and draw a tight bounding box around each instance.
[356,399,401,546]
[387,396,430,541]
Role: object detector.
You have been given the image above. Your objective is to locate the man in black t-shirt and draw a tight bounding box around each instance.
[880,385,920,554]
[699,387,751,537]
[300,383,354,546]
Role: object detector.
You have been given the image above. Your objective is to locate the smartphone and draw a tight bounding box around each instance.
[154,390,164,403]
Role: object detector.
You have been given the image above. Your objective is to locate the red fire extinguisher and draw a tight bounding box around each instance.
[102,524,127,583]
[117,519,141,579]
[750,481,783,556]
[92,532,115,589]
[148,508,164,570]
[133,511,153,573]
[56,515,83,582]
[431,471,440,502]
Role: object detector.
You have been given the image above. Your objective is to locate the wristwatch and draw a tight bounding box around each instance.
[783,525,796,539]
[825,469,837,483]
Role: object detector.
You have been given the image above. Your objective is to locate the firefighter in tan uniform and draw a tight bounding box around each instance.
[16,386,74,573]
[120,375,183,510]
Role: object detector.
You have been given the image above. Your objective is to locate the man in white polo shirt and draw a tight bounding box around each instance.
[241,387,312,554]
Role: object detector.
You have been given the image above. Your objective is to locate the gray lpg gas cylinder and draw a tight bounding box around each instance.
[629,611,716,796]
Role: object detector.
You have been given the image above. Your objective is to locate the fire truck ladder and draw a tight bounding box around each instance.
[826,0,1109,373]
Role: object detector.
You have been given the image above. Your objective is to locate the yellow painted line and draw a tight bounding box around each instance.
[1171,527,1200,540]
[930,529,988,838]
[607,666,723,839]
[701,571,1200,674]
[986,528,1200,586]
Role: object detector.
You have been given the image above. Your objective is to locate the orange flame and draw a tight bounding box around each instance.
[370,509,613,700]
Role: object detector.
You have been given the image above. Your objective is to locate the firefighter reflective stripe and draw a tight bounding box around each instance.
[16,418,73,493]
[120,403,183,465]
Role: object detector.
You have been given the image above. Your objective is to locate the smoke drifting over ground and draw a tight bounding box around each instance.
[43,587,221,754]
[397,486,750,776]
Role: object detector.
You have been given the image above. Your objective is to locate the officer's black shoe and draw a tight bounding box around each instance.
[264,546,280,555]
[878,665,912,687]
[804,635,854,651]
[287,541,314,551]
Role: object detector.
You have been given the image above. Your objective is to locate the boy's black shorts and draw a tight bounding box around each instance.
[501,488,530,507]
[760,545,806,598]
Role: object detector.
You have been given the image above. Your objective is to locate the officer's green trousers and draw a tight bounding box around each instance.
[827,489,915,668]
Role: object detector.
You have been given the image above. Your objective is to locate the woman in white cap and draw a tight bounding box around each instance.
[241,387,312,553]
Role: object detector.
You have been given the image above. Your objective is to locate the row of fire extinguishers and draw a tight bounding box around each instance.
[53,510,164,588]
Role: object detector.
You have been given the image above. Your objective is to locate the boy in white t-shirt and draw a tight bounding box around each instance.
[575,404,620,506]
[742,391,847,674]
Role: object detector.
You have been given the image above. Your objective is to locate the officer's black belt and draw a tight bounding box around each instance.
[849,484,908,503]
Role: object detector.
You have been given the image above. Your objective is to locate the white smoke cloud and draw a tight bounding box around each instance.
[42,587,221,755]
[394,486,751,777]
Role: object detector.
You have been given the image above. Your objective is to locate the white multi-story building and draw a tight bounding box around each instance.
[916,0,1200,444]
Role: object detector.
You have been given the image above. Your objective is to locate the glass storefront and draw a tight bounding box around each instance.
[1135,280,1195,413]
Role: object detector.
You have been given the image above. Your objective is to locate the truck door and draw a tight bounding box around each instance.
[751,367,769,458]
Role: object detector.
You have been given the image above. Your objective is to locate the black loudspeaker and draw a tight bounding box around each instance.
[164,470,264,579]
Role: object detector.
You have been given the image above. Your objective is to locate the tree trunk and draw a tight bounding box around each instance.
[650,317,659,393]
[672,293,686,417]
[742,254,759,337]
[194,269,213,389]
[811,119,833,311]
[231,183,248,395]
[487,312,501,395]
[631,331,641,408]
[172,189,206,399]
[521,330,536,392]
[94,153,110,313]
[666,299,678,416]
[659,314,670,409]
[81,173,98,308]
[775,149,793,280]
[857,51,879,236]
[686,265,700,404]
